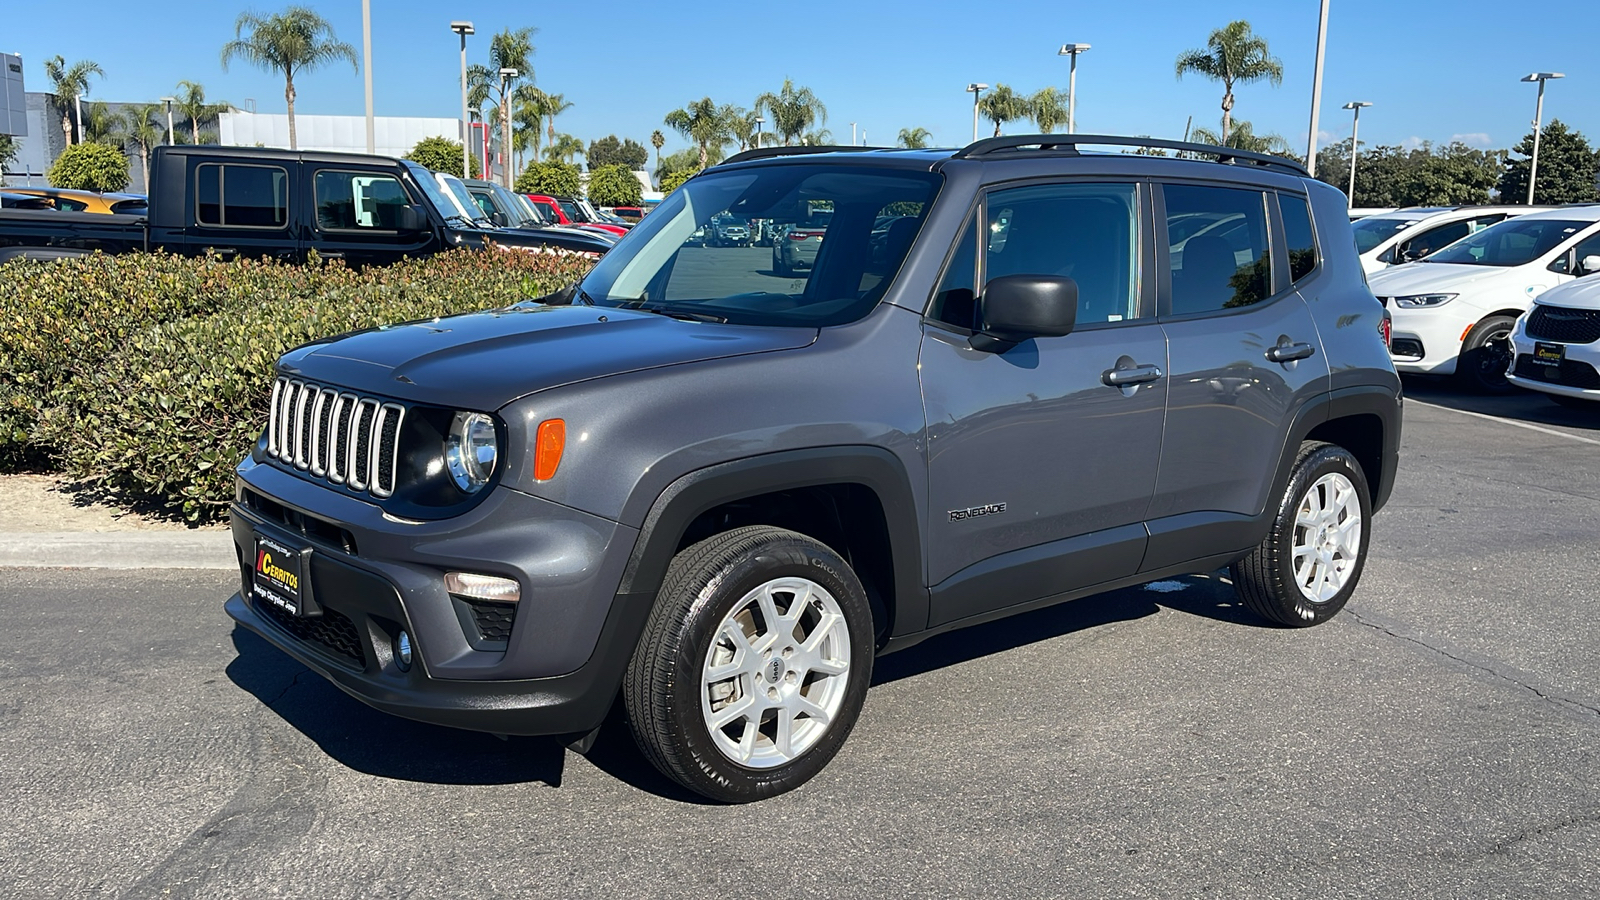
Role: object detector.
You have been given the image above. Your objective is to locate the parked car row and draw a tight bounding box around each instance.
[0,187,148,214]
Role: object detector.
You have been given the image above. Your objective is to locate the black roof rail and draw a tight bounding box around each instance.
[717,145,891,166]
[950,133,1310,177]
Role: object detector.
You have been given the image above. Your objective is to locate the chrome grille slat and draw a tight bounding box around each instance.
[263,379,408,499]
[309,389,336,476]
[268,377,286,456]
[371,403,406,498]
[293,384,315,470]
[347,399,378,492]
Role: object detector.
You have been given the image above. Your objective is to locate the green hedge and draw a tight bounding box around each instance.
[5,250,594,521]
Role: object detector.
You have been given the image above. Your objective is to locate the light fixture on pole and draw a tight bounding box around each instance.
[851,122,857,146]
[498,66,519,188]
[966,83,988,143]
[1522,72,1564,205]
[1341,102,1371,209]
[1305,0,1330,176]
[451,21,475,178]
[361,0,374,154]
[160,96,177,145]
[754,115,764,148]
[1056,43,1090,134]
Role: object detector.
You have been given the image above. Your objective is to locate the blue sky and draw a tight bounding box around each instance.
[7,0,1595,160]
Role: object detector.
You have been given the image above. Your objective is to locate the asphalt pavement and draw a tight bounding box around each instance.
[2,378,1598,899]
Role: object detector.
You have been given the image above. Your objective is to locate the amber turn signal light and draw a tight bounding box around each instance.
[534,419,566,481]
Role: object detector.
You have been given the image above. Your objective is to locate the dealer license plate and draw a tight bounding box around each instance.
[1534,342,1566,366]
[252,534,305,616]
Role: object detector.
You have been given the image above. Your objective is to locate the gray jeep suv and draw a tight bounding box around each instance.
[227,135,1401,803]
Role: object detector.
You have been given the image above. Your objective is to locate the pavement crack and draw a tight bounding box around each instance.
[1344,607,1600,723]
[1482,809,1600,857]
[264,668,307,708]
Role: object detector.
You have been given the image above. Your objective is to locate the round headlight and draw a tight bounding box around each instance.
[445,412,498,493]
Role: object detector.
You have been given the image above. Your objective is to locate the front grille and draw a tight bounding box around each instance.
[1526,305,1600,344]
[257,598,367,667]
[1514,354,1600,389]
[268,378,405,498]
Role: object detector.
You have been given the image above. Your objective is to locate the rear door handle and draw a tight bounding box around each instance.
[1101,363,1164,387]
[1265,342,1316,363]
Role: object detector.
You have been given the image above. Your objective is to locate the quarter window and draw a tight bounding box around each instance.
[314,171,412,231]
[982,182,1142,326]
[927,213,979,329]
[1279,194,1319,282]
[1164,184,1271,314]
[196,163,288,228]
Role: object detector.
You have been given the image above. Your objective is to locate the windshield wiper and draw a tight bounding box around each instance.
[641,306,727,323]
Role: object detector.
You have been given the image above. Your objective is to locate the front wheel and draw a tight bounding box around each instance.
[624,526,875,803]
[1231,442,1372,627]
[1455,315,1518,393]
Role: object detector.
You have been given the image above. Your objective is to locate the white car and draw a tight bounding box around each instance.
[1353,206,1555,275]
[1367,207,1600,391]
[1508,275,1600,406]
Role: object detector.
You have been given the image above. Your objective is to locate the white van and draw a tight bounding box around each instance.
[1353,206,1556,275]
[1368,207,1600,390]
[1507,275,1600,406]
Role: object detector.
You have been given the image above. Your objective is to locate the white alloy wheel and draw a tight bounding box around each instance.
[700,576,851,768]
[1291,472,1363,603]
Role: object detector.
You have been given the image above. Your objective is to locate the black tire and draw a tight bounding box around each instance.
[1548,393,1594,410]
[1455,315,1518,393]
[623,526,875,803]
[1231,442,1372,627]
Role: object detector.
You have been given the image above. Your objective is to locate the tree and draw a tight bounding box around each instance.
[80,101,123,145]
[660,169,695,194]
[1175,20,1283,143]
[0,135,16,181]
[1316,140,1504,207]
[514,160,581,196]
[1497,120,1598,205]
[43,56,104,146]
[651,129,665,171]
[1189,119,1293,156]
[755,78,827,146]
[47,141,129,191]
[588,135,648,170]
[897,127,933,149]
[509,85,548,170]
[120,104,163,190]
[589,164,643,207]
[221,6,357,151]
[543,133,584,165]
[655,147,701,184]
[464,26,537,186]
[405,135,479,178]
[978,84,1029,137]
[723,105,761,152]
[665,97,732,169]
[1030,88,1068,134]
[800,129,834,146]
[174,80,229,145]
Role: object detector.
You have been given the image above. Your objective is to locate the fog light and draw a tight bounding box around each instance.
[444,571,521,603]
[396,630,413,670]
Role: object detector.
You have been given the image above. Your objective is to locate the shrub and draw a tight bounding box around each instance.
[660,169,696,194]
[588,163,643,207]
[47,142,131,191]
[5,250,595,520]
[404,135,480,178]
[515,160,581,196]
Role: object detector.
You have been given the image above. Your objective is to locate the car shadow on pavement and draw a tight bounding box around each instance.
[226,628,567,788]
[1402,375,1598,430]
[871,571,1270,687]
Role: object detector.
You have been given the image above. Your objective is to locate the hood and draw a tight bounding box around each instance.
[1534,275,1600,311]
[1365,261,1521,297]
[278,305,818,410]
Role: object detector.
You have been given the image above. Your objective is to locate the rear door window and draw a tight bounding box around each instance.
[1164,184,1272,314]
[196,163,289,228]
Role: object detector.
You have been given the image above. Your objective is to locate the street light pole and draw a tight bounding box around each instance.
[451,21,475,178]
[160,96,177,145]
[1305,0,1330,176]
[755,116,764,148]
[1341,102,1371,209]
[1522,72,1564,205]
[851,122,857,146]
[361,0,374,154]
[499,67,518,188]
[1057,43,1090,134]
[966,83,988,143]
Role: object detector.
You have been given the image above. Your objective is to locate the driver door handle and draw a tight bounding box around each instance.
[1101,364,1164,387]
[1265,342,1316,363]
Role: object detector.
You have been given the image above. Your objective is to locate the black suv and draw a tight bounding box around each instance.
[227,135,1401,802]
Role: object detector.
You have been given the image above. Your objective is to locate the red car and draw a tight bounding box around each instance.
[525,194,630,237]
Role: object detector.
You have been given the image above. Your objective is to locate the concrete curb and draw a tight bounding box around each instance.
[0,532,235,570]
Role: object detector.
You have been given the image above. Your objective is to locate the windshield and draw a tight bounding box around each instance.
[437,174,485,222]
[1351,215,1423,254]
[488,184,538,227]
[401,161,456,221]
[1425,218,1590,267]
[578,164,941,327]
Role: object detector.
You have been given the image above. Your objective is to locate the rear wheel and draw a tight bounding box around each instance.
[624,526,874,803]
[1231,442,1372,627]
[1455,315,1518,393]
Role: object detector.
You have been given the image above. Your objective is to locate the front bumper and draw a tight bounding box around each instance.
[226,458,646,735]
[1387,303,1481,376]
[1508,322,1600,400]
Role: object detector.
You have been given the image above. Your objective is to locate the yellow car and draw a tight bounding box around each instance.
[7,188,148,215]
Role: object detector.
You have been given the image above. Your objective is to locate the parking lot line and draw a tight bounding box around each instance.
[1409,400,1600,446]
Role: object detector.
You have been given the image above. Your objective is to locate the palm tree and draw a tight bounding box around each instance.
[541,93,572,152]
[650,129,665,171]
[221,6,357,150]
[1175,20,1284,143]
[754,78,827,146]
[510,85,547,173]
[800,129,834,147]
[978,84,1030,137]
[174,81,229,145]
[121,104,163,190]
[543,133,584,165]
[664,98,731,170]
[43,56,104,146]
[722,105,762,152]
[1189,119,1293,156]
[1030,88,1068,134]
[80,101,123,145]
[466,27,537,185]
[896,127,933,149]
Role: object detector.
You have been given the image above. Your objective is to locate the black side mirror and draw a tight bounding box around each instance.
[395,204,427,233]
[971,274,1078,352]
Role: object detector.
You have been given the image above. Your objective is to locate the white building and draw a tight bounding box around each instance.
[218,111,464,159]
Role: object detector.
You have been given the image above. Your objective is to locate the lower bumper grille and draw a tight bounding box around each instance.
[258,599,367,668]
[1514,354,1600,389]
